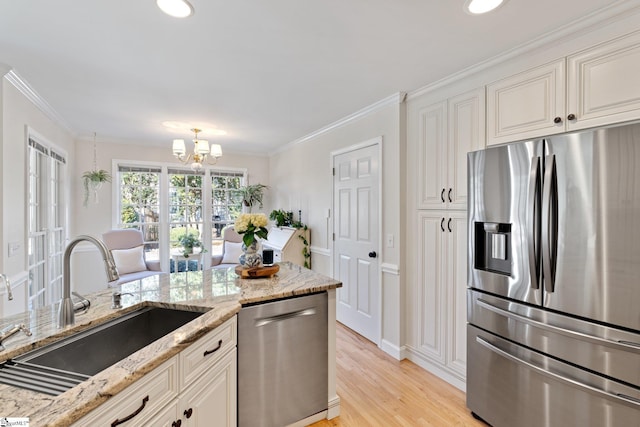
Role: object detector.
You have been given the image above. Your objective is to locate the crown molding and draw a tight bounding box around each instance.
[273,91,406,155]
[4,70,75,135]
[407,0,640,100]
[0,62,11,77]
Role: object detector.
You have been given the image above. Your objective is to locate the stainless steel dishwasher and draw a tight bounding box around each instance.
[238,291,328,427]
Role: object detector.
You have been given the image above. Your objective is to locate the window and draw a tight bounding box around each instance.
[27,136,67,310]
[115,163,245,272]
[117,166,161,261]
[211,171,244,255]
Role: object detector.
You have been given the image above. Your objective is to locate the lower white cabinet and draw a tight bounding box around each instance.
[147,349,237,427]
[412,211,467,381]
[73,315,237,427]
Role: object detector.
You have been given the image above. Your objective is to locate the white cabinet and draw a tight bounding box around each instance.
[487,30,640,146]
[414,211,467,380]
[73,316,237,427]
[414,88,485,210]
[487,60,566,145]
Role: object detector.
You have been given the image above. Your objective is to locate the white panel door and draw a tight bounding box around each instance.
[333,143,380,343]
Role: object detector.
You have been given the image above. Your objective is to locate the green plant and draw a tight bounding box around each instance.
[297,225,311,269]
[238,184,268,211]
[82,169,111,207]
[269,209,293,227]
[177,231,201,257]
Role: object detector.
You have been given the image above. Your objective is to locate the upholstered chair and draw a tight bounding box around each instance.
[102,229,162,285]
[211,226,243,268]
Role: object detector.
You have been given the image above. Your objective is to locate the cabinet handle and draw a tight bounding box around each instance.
[567,113,576,121]
[172,421,182,427]
[184,408,193,419]
[553,116,562,124]
[441,188,445,203]
[440,218,445,232]
[447,218,452,233]
[203,339,223,357]
[111,395,149,427]
[448,188,452,203]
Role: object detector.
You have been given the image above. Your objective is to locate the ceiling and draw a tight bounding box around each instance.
[0,0,627,153]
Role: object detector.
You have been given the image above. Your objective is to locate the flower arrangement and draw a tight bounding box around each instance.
[235,213,269,246]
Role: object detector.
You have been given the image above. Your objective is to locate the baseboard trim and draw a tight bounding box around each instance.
[327,395,341,419]
[379,339,407,360]
[405,348,466,392]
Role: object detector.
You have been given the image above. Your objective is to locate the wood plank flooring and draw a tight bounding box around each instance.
[309,323,486,427]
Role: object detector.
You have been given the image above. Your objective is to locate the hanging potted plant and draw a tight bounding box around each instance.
[82,133,111,207]
[238,183,268,212]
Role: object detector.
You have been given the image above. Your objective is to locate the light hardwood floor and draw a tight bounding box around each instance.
[309,323,486,427]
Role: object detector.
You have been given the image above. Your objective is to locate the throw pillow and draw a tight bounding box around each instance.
[112,245,147,275]
[221,241,243,264]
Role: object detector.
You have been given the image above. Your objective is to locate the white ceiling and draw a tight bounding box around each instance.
[0,0,628,153]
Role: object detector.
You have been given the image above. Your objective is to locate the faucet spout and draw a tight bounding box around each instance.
[58,235,120,328]
[0,274,12,301]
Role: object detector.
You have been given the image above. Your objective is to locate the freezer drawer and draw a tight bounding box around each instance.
[467,325,640,427]
[468,290,640,388]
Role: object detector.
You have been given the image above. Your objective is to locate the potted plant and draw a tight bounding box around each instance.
[234,213,269,267]
[238,184,268,212]
[269,209,293,227]
[178,232,202,257]
[82,169,111,207]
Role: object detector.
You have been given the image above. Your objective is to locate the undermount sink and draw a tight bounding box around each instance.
[0,306,205,395]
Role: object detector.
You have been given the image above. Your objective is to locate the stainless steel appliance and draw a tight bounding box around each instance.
[467,123,640,427]
[238,292,328,427]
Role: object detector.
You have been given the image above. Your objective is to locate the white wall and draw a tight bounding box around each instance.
[1,74,75,317]
[269,96,406,357]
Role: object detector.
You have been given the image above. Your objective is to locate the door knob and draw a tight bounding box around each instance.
[368,251,377,258]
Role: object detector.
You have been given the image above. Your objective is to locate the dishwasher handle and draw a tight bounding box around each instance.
[254,308,317,327]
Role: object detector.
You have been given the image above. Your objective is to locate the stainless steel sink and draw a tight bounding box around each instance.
[0,306,205,395]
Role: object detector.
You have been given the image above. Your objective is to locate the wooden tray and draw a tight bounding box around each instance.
[235,264,280,278]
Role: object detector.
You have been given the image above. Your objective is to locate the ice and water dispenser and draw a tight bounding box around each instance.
[474,222,512,276]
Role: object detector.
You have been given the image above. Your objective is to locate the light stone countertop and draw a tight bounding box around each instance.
[0,262,341,426]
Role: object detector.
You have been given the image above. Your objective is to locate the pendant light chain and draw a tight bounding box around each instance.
[93,132,98,171]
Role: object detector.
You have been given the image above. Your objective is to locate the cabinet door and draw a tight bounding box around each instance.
[417,101,448,209]
[567,30,640,130]
[487,60,565,146]
[415,211,447,363]
[447,89,486,210]
[179,349,237,427]
[445,212,468,378]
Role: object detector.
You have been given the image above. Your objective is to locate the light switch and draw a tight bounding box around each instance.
[386,234,394,248]
[8,241,20,257]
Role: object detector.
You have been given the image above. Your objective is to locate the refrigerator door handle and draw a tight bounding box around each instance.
[527,156,541,289]
[542,154,558,293]
[476,298,640,352]
[475,336,640,408]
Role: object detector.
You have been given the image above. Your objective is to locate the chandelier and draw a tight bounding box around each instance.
[172,128,223,171]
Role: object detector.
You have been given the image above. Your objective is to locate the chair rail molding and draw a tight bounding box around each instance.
[381,262,400,276]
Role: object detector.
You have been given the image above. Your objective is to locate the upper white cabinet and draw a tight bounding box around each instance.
[487,30,640,146]
[567,30,640,131]
[415,88,486,210]
[487,60,566,145]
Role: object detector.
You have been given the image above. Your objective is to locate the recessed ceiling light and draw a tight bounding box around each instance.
[465,0,506,15]
[157,0,194,18]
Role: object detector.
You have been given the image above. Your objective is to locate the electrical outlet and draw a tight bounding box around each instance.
[386,234,394,248]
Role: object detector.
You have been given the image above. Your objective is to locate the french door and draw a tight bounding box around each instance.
[27,134,67,310]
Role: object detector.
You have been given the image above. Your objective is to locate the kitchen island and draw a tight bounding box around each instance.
[0,262,341,426]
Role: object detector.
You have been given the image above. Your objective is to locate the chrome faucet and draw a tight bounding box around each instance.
[0,273,12,301]
[58,235,120,328]
[0,323,32,351]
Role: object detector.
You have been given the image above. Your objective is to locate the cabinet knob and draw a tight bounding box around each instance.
[567,113,576,121]
[553,116,562,124]
[184,408,193,419]
[172,421,182,427]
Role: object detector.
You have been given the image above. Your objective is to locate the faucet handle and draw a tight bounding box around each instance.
[18,323,32,337]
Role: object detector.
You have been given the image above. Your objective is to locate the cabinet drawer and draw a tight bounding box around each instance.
[180,315,237,388]
[74,357,178,427]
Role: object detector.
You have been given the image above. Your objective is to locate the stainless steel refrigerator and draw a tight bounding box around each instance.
[467,122,640,427]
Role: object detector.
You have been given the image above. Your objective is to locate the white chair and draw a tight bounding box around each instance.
[102,229,162,285]
[211,226,243,269]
